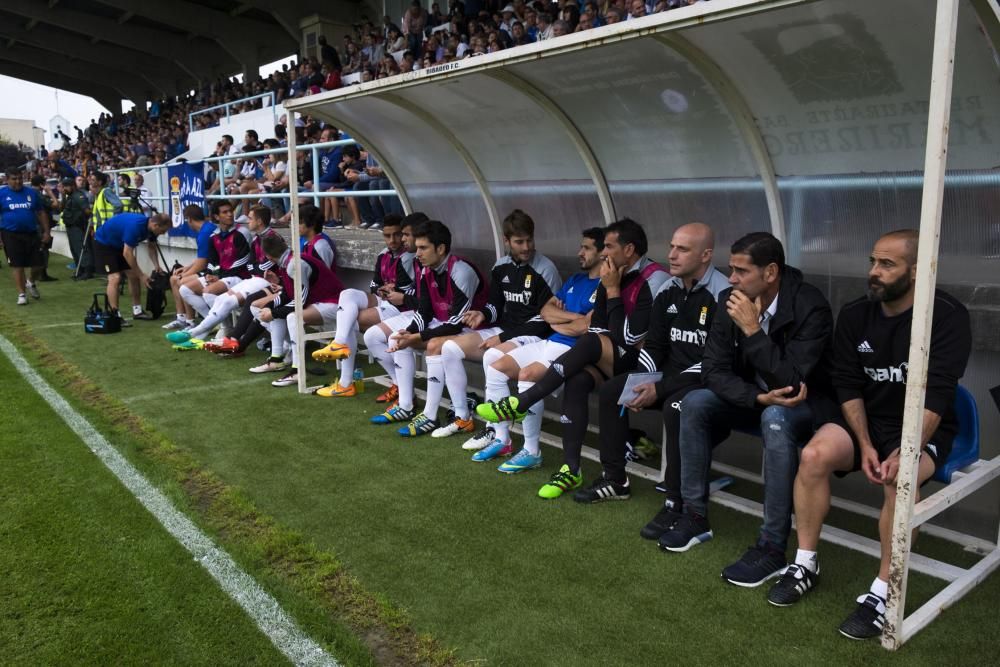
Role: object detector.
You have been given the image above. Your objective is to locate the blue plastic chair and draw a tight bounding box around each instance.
[933,385,980,484]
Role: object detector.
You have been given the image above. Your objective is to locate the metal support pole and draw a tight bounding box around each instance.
[311,146,320,208]
[285,108,308,395]
[882,0,960,650]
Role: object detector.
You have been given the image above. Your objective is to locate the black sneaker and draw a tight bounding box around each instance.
[767,563,819,606]
[572,476,631,503]
[639,499,683,540]
[839,593,886,640]
[368,221,383,231]
[722,541,787,587]
[654,479,670,494]
[658,511,713,552]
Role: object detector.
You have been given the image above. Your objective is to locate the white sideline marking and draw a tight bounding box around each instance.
[0,334,339,667]
[34,321,85,329]
[125,377,261,404]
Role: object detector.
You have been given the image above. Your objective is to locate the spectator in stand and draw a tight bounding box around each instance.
[559,3,580,30]
[342,42,364,75]
[387,26,407,54]
[403,0,428,56]
[400,51,418,72]
[537,13,554,40]
[378,55,402,78]
[551,19,571,37]
[499,4,518,35]
[628,0,648,19]
[524,7,540,39]
[382,14,402,43]
[325,145,365,229]
[361,32,385,66]
[318,35,342,71]
[605,6,623,23]
[511,22,532,45]
[575,11,594,31]
[448,0,466,20]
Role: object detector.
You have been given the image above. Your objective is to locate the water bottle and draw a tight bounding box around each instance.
[353,368,365,394]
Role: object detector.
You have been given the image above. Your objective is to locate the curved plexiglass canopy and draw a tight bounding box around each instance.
[288,0,1000,282]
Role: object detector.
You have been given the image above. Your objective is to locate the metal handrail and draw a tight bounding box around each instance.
[94,137,398,215]
[203,138,389,207]
[188,92,276,133]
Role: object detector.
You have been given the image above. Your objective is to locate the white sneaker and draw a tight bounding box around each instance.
[271,371,298,387]
[431,416,475,438]
[16,293,28,306]
[25,281,40,299]
[461,426,496,450]
[249,358,290,374]
[162,317,191,330]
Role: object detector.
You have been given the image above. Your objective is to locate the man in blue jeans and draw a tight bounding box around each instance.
[658,232,834,588]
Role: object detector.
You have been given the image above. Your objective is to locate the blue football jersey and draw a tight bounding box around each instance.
[548,272,600,347]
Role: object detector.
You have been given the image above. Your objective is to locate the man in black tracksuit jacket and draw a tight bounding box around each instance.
[658,232,835,590]
[583,223,729,511]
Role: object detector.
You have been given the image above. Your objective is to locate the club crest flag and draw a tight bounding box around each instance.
[167,163,204,237]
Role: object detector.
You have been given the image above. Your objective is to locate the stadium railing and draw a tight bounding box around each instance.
[188,92,277,134]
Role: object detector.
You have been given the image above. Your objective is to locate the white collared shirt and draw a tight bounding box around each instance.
[759,295,778,335]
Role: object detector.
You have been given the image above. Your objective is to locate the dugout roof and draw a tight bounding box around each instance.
[287,0,1000,286]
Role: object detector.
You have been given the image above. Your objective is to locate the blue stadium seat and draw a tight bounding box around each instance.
[933,385,980,484]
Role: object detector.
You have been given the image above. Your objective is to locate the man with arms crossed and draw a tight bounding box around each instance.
[766,230,971,640]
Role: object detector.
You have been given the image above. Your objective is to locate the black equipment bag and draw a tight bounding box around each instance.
[144,240,172,319]
[84,293,122,334]
[146,270,170,319]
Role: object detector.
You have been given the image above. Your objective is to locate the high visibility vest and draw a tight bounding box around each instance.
[91,188,116,228]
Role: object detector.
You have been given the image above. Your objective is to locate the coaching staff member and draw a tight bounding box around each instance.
[94,211,171,321]
[0,167,51,305]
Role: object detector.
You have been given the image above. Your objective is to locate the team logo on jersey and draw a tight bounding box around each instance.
[671,327,709,346]
[524,274,532,289]
[568,286,574,293]
[589,289,597,303]
[857,340,874,353]
[699,306,708,325]
[502,275,511,283]
[864,362,908,383]
[666,303,678,314]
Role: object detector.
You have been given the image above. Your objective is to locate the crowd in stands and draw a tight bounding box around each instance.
[310,0,711,84]
[7,0,709,234]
